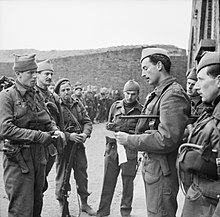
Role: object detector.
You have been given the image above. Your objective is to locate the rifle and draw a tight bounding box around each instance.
[61,141,78,217]
[61,106,83,217]
[119,114,199,124]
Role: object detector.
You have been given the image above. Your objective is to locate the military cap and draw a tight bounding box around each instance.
[123,80,140,92]
[140,47,170,63]
[37,59,54,72]
[13,53,37,72]
[54,78,70,94]
[197,51,220,73]
[187,67,197,81]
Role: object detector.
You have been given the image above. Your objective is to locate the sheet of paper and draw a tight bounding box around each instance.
[105,130,127,165]
[117,141,127,165]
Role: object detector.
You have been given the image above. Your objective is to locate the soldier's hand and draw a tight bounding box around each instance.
[78,133,87,143]
[70,133,83,143]
[115,131,129,146]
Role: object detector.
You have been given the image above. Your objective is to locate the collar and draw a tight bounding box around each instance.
[15,80,38,97]
[154,76,176,96]
[116,99,142,111]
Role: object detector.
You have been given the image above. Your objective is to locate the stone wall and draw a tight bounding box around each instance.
[0,47,187,103]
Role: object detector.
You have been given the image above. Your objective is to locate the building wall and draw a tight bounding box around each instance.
[188,0,220,69]
[0,47,187,104]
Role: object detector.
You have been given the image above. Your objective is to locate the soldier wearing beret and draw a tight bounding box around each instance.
[36,59,65,192]
[96,80,143,217]
[115,48,191,217]
[54,78,96,216]
[181,51,220,217]
[0,54,64,217]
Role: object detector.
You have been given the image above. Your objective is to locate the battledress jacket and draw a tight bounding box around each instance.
[125,77,191,176]
[61,97,92,141]
[106,99,143,160]
[0,81,58,143]
[183,98,220,216]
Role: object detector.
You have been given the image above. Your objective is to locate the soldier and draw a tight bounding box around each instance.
[96,80,143,217]
[115,48,191,217]
[54,78,96,216]
[0,54,65,217]
[180,51,220,217]
[186,67,206,115]
[36,59,65,192]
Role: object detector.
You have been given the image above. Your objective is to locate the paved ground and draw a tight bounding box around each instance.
[0,123,184,217]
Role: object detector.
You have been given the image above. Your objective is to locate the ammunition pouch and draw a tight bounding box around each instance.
[199,179,220,206]
[2,139,29,174]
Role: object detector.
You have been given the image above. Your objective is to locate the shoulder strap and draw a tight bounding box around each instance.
[212,118,220,179]
[63,105,83,133]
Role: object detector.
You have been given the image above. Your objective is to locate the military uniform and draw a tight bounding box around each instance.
[36,85,64,191]
[97,99,142,217]
[55,97,93,204]
[125,77,191,217]
[181,99,220,217]
[0,81,59,217]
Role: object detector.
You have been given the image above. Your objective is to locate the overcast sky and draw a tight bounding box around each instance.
[0,0,192,51]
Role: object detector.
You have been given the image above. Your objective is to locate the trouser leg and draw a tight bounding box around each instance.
[97,148,120,216]
[73,146,90,203]
[120,159,137,216]
[55,143,72,201]
[142,167,178,217]
[43,154,55,192]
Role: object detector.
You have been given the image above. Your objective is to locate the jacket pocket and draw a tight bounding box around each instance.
[143,159,162,213]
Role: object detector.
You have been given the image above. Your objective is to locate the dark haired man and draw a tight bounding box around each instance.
[181,51,220,217]
[115,48,191,217]
[54,78,96,216]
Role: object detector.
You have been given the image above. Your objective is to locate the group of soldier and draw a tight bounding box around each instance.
[0,47,219,217]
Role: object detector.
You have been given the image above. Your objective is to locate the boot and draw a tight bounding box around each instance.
[81,198,96,216]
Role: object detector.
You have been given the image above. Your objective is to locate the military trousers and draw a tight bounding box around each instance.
[55,143,90,203]
[97,144,137,216]
[142,157,179,217]
[3,144,47,217]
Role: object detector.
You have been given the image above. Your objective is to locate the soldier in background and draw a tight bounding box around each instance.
[36,59,65,192]
[0,54,65,217]
[186,67,206,115]
[54,78,96,216]
[96,80,142,217]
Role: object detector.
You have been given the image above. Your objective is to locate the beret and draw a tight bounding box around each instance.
[123,80,140,92]
[54,78,70,94]
[13,53,37,72]
[187,67,197,81]
[140,48,170,63]
[37,59,54,72]
[197,51,220,73]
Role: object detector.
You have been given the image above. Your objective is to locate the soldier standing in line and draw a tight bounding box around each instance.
[96,80,143,217]
[186,67,206,115]
[115,48,191,217]
[180,51,220,217]
[0,54,65,217]
[36,59,65,192]
[54,78,96,216]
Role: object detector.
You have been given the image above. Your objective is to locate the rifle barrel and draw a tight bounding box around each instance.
[119,115,200,119]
